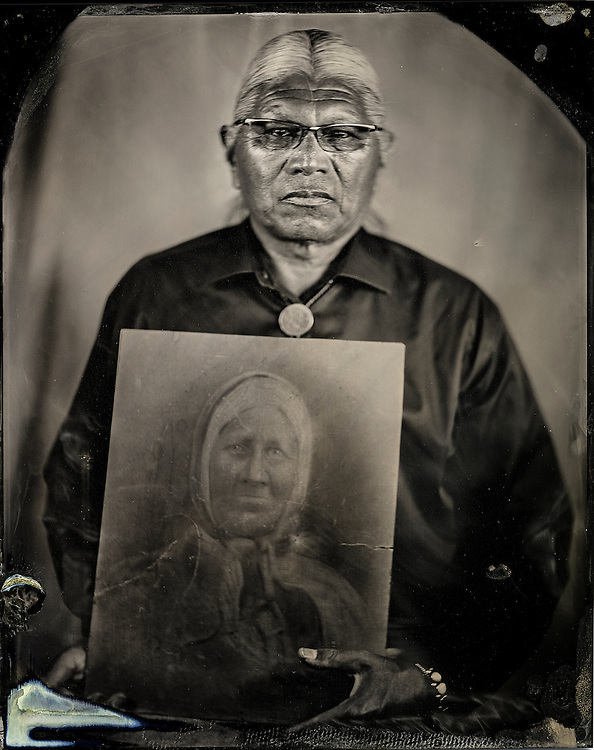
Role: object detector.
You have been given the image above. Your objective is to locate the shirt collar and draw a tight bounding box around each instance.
[203,218,392,295]
[203,219,261,282]
[336,228,392,294]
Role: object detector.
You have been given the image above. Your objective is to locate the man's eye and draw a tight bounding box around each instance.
[327,129,353,138]
[262,126,299,141]
[324,128,359,142]
[265,127,293,137]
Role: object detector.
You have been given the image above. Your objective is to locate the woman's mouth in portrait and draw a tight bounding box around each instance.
[234,493,273,511]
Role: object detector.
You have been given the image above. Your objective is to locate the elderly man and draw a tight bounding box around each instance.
[43,29,572,727]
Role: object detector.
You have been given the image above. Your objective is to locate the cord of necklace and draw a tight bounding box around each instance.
[304,278,334,308]
[275,278,334,309]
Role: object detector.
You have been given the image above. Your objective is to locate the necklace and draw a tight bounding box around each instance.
[278,279,335,337]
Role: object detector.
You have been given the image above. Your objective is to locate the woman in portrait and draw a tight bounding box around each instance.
[89,372,368,722]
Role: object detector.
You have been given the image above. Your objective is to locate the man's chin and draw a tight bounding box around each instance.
[269,219,350,246]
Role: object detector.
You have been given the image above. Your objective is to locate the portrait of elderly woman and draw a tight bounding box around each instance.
[5,7,586,744]
[86,371,372,721]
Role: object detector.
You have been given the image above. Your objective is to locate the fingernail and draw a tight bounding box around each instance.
[299,648,317,660]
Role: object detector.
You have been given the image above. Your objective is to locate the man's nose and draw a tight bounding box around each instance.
[286,130,330,175]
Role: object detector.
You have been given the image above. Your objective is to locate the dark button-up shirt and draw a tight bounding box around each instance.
[43,219,571,697]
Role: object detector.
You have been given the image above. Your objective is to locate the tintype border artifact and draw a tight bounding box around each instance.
[1,2,592,748]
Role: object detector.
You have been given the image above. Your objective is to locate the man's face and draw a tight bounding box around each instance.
[229,82,382,245]
[209,406,299,539]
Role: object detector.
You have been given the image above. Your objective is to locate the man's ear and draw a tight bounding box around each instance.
[220,125,235,165]
[220,125,240,189]
[378,129,396,167]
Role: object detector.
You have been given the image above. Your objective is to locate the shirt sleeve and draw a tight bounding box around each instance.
[42,268,147,636]
[424,292,573,698]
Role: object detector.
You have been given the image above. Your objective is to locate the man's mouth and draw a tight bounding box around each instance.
[282,190,333,206]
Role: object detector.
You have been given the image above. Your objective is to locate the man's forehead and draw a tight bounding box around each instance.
[262,87,358,103]
[254,93,367,127]
[255,75,366,112]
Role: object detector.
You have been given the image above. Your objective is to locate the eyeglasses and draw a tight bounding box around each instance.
[235,118,382,153]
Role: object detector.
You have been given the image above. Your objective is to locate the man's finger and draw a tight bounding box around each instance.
[288,697,355,733]
[87,692,106,704]
[106,692,128,709]
[44,646,87,688]
[298,648,373,672]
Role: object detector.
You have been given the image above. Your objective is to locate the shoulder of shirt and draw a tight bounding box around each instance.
[361,229,499,308]
[113,223,499,318]
[114,223,251,288]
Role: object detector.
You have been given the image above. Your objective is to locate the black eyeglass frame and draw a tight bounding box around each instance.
[234,118,384,152]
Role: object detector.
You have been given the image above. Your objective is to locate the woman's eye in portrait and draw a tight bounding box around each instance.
[265,445,290,461]
[226,442,248,456]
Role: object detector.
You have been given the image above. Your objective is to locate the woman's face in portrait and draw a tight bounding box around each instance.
[209,405,299,538]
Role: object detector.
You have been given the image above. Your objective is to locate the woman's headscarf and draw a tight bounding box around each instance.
[182,373,367,652]
[189,372,312,544]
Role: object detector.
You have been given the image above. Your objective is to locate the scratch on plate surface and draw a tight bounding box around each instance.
[339,542,394,550]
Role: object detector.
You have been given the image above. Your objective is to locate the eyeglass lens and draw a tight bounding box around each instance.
[246,120,375,152]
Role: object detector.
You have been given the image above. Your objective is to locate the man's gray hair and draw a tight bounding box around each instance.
[232,28,385,124]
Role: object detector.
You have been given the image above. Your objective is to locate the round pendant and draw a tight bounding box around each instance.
[278,303,315,337]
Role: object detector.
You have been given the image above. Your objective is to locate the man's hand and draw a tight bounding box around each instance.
[292,648,434,730]
[43,647,133,709]
[44,646,87,694]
